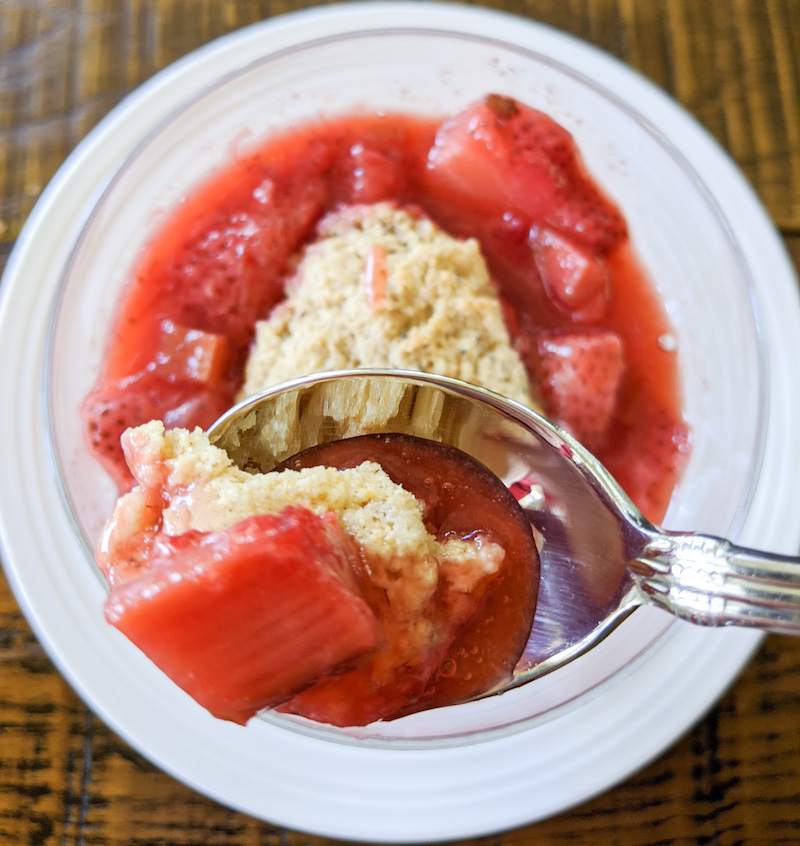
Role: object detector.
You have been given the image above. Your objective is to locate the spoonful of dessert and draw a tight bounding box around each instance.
[208,368,800,698]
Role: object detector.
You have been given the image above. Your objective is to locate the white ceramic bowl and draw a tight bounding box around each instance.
[3,3,800,839]
[46,22,762,744]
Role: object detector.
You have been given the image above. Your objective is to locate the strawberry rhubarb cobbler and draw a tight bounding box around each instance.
[83,94,689,726]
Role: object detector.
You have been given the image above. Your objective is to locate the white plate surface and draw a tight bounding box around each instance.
[2,3,800,841]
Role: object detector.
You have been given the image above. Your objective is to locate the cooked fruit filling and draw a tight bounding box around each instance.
[83,94,689,525]
[84,92,692,727]
[98,422,538,726]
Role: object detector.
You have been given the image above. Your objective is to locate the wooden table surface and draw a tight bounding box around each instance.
[2,1,799,843]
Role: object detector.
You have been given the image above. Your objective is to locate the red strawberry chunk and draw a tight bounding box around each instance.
[163,164,330,348]
[82,372,233,492]
[546,180,628,256]
[535,331,625,452]
[530,225,610,322]
[104,507,383,725]
[427,94,627,255]
[164,211,281,348]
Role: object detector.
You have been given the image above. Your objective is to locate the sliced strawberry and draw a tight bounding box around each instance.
[162,164,330,348]
[83,372,232,491]
[426,94,627,255]
[530,225,610,322]
[104,507,383,725]
[163,211,281,349]
[155,321,233,384]
[534,331,625,453]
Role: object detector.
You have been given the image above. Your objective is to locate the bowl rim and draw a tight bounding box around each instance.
[44,19,768,745]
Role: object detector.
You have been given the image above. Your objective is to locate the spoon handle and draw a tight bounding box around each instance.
[633,533,800,635]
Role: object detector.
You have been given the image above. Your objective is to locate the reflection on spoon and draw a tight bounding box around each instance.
[208,368,800,698]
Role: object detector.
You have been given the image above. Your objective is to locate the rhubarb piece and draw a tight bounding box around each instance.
[347,142,407,203]
[154,321,233,384]
[104,507,382,725]
[97,422,537,726]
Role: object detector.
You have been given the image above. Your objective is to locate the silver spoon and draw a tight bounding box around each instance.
[207,368,800,697]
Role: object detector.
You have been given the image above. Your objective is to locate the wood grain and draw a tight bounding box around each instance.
[2,1,799,843]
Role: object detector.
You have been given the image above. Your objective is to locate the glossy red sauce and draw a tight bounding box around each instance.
[275,433,539,725]
[85,101,689,524]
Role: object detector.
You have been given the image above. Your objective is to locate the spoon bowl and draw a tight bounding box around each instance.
[208,369,800,700]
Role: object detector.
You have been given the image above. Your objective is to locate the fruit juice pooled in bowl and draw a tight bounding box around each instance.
[84,94,690,727]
